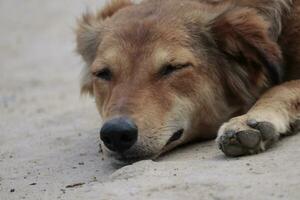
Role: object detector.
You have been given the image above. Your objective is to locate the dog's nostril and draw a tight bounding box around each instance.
[166,129,184,145]
[102,136,111,145]
[121,134,133,143]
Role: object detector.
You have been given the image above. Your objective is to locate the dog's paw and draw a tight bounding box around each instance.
[217,115,280,157]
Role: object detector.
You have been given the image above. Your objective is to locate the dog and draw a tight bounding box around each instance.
[76,0,300,163]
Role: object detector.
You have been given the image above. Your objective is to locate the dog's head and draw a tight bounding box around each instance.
[76,0,282,163]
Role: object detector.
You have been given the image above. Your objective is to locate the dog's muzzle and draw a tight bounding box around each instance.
[100,117,138,153]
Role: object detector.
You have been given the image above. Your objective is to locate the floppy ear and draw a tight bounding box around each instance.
[76,0,134,95]
[210,8,283,101]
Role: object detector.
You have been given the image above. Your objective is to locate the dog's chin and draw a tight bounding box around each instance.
[111,155,150,166]
[100,130,185,165]
[103,144,181,166]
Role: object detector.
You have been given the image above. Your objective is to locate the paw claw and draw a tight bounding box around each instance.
[247,119,258,128]
[220,130,238,145]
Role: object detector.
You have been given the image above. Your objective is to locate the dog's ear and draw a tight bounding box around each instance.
[210,8,283,100]
[76,0,133,64]
[76,0,134,95]
[100,0,133,19]
[76,13,102,65]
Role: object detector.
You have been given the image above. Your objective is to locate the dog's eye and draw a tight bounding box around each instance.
[94,68,112,81]
[160,63,190,77]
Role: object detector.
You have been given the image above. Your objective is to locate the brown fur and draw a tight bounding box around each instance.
[76,0,300,161]
[100,0,133,19]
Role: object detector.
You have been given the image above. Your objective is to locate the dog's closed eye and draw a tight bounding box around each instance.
[159,63,191,77]
[93,68,112,81]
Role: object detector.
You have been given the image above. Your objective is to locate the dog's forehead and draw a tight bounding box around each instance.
[95,1,211,70]
[101,1,196,47]
[106,19,186,49]
[98,19,193,67]
[98,0,223,58]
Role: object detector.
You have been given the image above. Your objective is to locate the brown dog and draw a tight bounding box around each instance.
[76,0,300,163]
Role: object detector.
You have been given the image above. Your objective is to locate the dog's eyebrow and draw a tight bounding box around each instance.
[91,47,125,71]
[100,47,119,62]
[91,58,108,72]
[153,48,172,68]
[153,47,197,70]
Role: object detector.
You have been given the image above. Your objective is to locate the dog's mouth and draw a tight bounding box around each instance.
[166,129,184,146]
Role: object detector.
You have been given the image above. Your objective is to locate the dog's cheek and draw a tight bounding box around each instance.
[169,71,199,98]
[168,71,216,111]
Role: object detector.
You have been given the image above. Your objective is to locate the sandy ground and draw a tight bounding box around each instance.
[0,1,300,200]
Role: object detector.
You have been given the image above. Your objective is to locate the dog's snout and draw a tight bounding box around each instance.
[100,117,138,153]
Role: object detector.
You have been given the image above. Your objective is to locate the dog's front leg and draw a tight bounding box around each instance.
[217,80,300,157]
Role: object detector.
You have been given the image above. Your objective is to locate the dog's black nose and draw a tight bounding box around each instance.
[100,117,138,153]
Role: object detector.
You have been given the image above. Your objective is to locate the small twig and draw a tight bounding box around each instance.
[65,183,85,188]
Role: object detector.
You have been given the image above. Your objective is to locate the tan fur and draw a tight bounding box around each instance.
[76,0,300,161]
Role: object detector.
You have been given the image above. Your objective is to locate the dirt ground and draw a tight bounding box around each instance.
[0,1,300,200]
